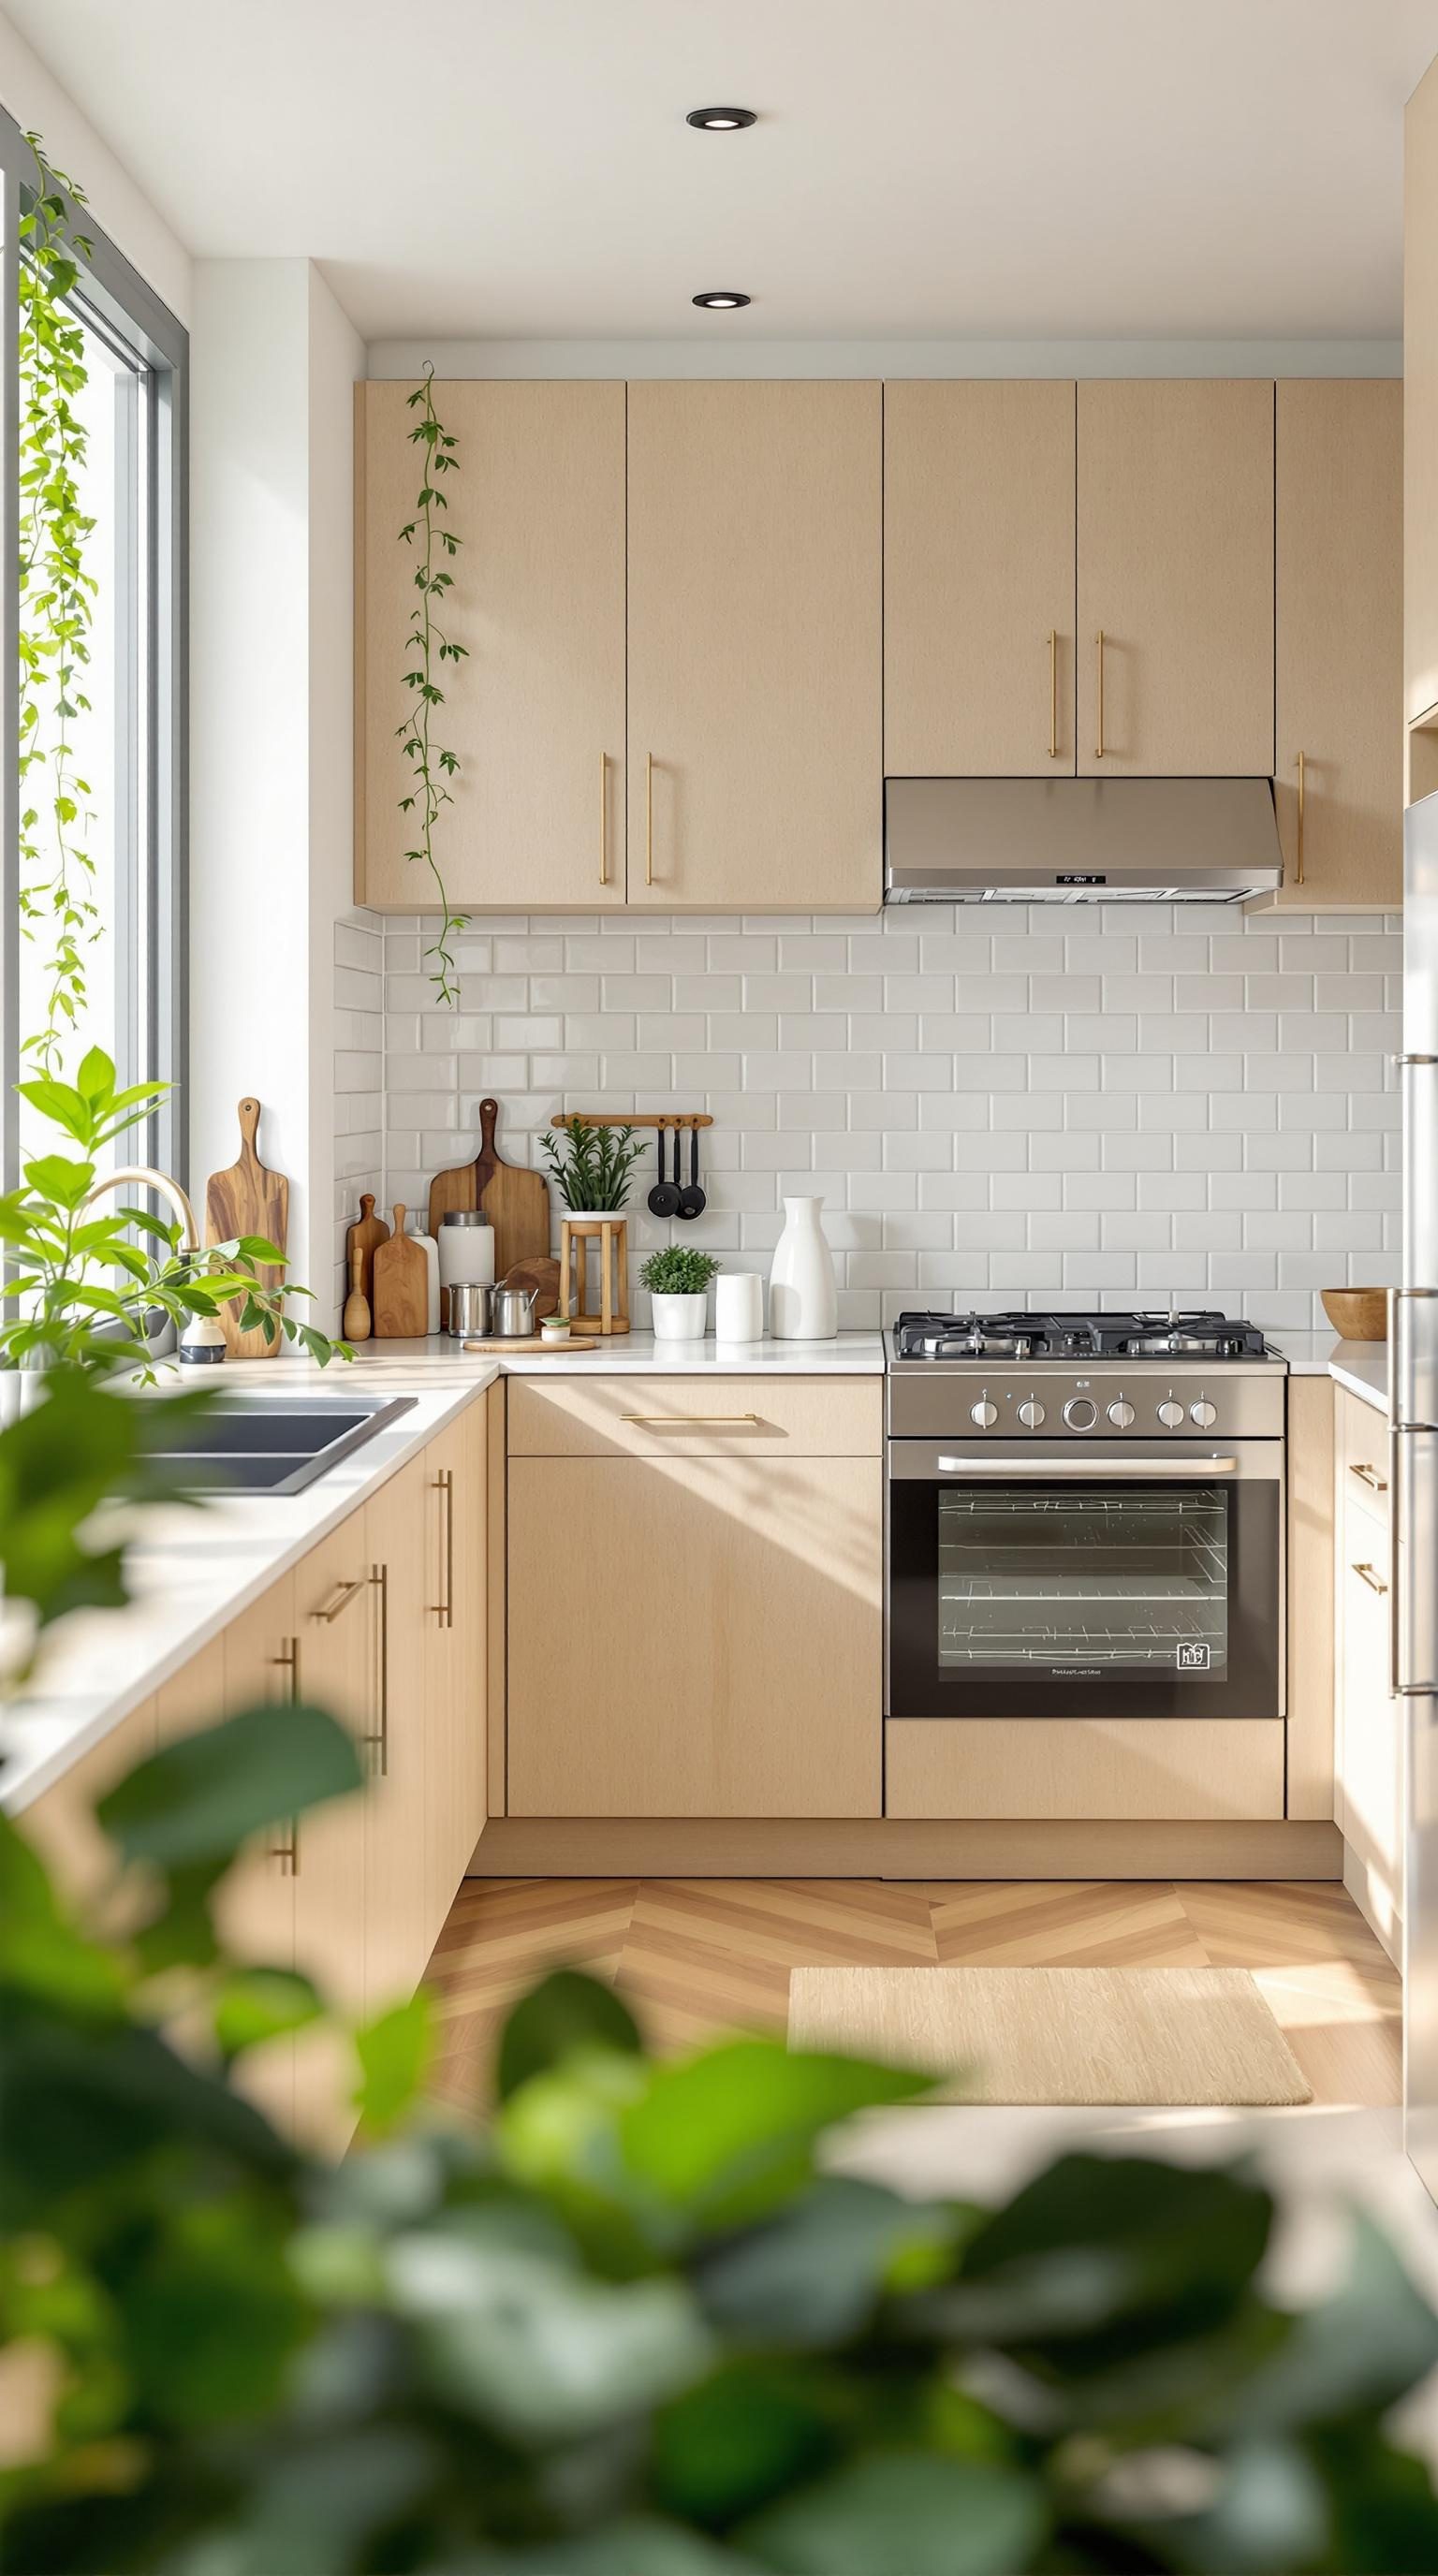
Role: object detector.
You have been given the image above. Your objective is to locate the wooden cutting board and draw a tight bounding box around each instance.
[345,1193,390,1300]
[429,1095,550,1279]
[462,1336,597,1354]
[372,1204,430,1339]
[205,1097,289,1360]
[500,1253,562,1320]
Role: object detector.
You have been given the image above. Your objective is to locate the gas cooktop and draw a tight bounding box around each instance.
[890,1309,1271,1363]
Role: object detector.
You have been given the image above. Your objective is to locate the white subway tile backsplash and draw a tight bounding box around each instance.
[348,904,1400,1330]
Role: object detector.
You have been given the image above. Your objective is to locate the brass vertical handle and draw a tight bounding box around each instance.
[1094,630,1106,760]
[271,1640,301,1872]
[1354,1560,1389,1596]
[432,1468,454,1629]
[368,1564,389,1776]
[1295,749,1306,886]
[645,752,654,887]
[1048,631,1059,759]
[598,753,609,887]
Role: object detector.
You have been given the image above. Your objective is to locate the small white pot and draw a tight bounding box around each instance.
[651,1290,708,1342]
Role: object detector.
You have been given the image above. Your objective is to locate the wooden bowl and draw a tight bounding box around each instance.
[1320,1287,1388,1342]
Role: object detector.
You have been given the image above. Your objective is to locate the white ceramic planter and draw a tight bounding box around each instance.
[769,1195,838,1340]
[651,1290,708,1342]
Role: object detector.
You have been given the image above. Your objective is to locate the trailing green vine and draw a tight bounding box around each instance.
[17,134,98,1074]
[398,364,468,1003]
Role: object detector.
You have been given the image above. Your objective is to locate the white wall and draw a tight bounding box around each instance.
[189,258,363,1328]
[0,8,190,322]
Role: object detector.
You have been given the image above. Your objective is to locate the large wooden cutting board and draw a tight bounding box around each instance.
[372,1205,430,1339]
[429,1095,550,1279]
[205,1097,289,1359]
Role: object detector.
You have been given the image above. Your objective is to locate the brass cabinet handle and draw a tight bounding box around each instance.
[367,1564,389,1777]
[598,752,609,887]
[1094,630,1106,760]
[1295,749,1306,886]
[1354,1560,1389,1597]
[621,1412,761,1427]
[271,1639,301,1872]
[313,1576,365,1625]
[645,751,654,887]
[1349,1461,1387,1494]
[432,1468,455,1628]
[1048,630,1060,759]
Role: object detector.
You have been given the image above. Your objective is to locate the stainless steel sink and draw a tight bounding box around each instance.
[144,1393,417,1494]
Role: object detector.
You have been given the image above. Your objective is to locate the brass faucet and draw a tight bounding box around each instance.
[80,1166,226,1363]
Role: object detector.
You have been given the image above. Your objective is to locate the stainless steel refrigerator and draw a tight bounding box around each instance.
[1401,790,1438,2199]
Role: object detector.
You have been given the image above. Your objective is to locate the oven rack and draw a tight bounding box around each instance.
[939,1572,1221,1603]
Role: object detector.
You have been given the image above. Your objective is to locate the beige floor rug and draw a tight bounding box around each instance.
[787,1965,1313,2106]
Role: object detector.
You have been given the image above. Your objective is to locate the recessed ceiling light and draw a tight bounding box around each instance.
[692,291,751,311]
[686,107,757,131]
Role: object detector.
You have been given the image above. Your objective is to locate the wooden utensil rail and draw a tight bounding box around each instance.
[550,1112,713,1129]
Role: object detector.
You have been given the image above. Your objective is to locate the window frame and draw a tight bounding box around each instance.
[0,110,188,1190]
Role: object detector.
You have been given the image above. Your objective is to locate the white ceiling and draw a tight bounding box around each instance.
[7,0,1438,344]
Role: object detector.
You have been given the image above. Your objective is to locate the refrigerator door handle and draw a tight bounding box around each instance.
[1389,1287,1438,1698]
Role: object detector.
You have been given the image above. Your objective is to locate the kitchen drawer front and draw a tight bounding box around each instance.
[1336,1386,1390,1534]
[886,1719,1285,1822]
[506,1374,882,1458]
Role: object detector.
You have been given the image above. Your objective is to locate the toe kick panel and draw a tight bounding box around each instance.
[885,1719,1286,1822]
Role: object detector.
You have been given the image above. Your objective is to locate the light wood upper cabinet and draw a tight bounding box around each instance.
[884,381,1077,775]
[1270,381,1402,910]
[1076,380,1274,777]
[355,380,627,913]
[1408,56,1438,726]
[626,381,883,911]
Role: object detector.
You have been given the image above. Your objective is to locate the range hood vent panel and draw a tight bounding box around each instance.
[884,776,1283,904]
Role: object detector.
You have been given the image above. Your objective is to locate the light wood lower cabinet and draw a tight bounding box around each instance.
[21,1693,157,1915]
[363,1455,430,2010]
[886,1719,1285,1822]
[1334,1391,1402,1964]
[425,1400,489,1887]
[506,1453,883,1818]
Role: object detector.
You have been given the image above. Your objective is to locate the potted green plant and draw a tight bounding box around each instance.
[639,1243,721,1341]
[538,1115,643,1214]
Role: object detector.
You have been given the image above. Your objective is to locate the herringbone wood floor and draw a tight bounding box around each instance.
[424,1877,1401,2112]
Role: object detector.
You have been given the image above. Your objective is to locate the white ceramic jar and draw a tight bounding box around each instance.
[769,1196,838,1340]
[438,1208,495,1290]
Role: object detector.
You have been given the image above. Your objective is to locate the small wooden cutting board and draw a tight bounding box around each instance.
[345,1193,390,1301]
[372,1204,430,1339]
[500,1253,562,1320]
[205,1096,288,1360]
[462,1336,598,1354]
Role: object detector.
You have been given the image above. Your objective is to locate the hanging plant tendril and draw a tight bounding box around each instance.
[18,133,98,1074]
[397,364,468,1003]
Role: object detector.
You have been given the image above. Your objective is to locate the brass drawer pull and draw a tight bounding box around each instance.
[621,1412,761,1427]
[1094,629,1106,760]
[1349,1461,1387,1494]
[1295,748,1306,886]
[271,1639,301,1872]
[645,751,654,887]
[313,1576,365,1624]
[598,751,609,887]
[1354,1560,1389,1597]
[368,1563,389,1777]
[432,1468,455,1628]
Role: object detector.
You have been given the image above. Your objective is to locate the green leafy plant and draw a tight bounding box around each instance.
[639,1245,722,1297]
[0,1047,349,1380]
[2,1378,1438,2569]
[539,1116,644,1211]
[398,362,469,1004]
[17,133,98,1074]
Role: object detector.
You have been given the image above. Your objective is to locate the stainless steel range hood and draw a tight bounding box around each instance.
[885,776,1283,904]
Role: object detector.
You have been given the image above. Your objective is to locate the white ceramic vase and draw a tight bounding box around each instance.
[769,1196,838,1341]
[651,1290,709,1342]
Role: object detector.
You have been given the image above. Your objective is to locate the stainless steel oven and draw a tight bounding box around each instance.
[885,1348,1286,1724]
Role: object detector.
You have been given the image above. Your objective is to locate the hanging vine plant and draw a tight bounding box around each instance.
[17,133,98,1075]
[398,364,468,1003]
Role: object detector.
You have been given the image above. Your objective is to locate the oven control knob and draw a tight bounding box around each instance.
[1063,1397,1098,1429]
[1107,1398,1136,1428]
[1190,1399,1218,1428]
[970,1398,999,1428]
[1157,1399,1185,1429]
[1018,1398,1045,1428]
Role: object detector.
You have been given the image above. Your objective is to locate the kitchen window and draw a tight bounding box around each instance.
[0,110,187,1185]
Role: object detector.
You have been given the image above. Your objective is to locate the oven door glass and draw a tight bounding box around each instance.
[888,1464,1281,1720]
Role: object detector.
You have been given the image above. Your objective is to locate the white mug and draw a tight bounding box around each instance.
[714,1272,764,1342]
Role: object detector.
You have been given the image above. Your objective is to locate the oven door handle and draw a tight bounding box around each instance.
[932,1456,1240,1477]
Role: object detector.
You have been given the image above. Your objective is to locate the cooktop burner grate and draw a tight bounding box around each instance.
[892,1308,1269,1362]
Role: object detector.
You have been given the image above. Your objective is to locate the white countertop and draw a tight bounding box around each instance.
[0,1332,883,1815]
[1268,1331,1388,1411]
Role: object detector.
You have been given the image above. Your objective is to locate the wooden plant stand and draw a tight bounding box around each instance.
[558,1214,630,1335]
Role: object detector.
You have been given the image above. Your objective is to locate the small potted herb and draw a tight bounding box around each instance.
[639,1245,721,1342]
[538,1116,643,1214]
